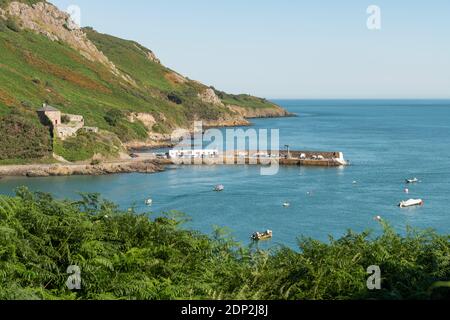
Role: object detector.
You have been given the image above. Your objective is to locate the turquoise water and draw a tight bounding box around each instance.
[1,100,450,248]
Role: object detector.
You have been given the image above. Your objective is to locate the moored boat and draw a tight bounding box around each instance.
[251,230,273,241]
[406,178,419,184]
[214,185,225,192]
[398,199,424,208]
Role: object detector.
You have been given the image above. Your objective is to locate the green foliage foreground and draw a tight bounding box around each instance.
[0,188,449,300]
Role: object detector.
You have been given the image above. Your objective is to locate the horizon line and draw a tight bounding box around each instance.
[267,98,450,101]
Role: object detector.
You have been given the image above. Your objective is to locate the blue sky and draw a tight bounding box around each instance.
[51,0,450,99]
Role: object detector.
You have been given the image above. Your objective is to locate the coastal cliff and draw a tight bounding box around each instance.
[0,0,290,163]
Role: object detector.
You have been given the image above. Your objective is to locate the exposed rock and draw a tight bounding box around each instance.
[198,88,224,106]
[5,1,133,84]
[123,104,292,150]
[0,8,6,19]
[132,43,161,64]
[226,104,292,118]
[1,160,164,177]
[125,135,174,150]
[128,112,156,130]
[118,152,132,160]
[26,170,50,177]
[147,50,160,64]
[165,71,188,84]
[202,117,250,128]
[52,153,70,163]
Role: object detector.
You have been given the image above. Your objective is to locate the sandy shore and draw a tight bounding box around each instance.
[0,159,165,178]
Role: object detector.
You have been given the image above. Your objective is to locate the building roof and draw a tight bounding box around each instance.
[38,104,60,112]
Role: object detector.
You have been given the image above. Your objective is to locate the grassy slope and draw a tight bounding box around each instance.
[0,1,283,162]
[0,21,281,132]
[0,28,179,132]
[0,189,449,300]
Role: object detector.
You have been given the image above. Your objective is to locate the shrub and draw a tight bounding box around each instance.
[31,77,41,85]
[0,114,52,160]
[20,100,33,109]
[0,190,449,300]
[0,18,7,32]
[6,17,20,32]
[53,131,120,162]
[167,92,183,105]
[61,114,70,124]
[104,109,123,127]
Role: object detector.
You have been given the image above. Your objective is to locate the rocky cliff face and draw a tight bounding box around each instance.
[198,88,224,106]
[227,104,291,119]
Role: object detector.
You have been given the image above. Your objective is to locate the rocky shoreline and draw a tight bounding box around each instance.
[125,108,295,151]
[0,105,295,178]
[0,160,165,178]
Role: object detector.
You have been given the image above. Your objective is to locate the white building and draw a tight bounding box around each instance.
[169,149,219,159]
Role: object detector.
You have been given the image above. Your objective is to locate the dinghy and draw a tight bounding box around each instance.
[398,199,424,208]
[251,230,273,241]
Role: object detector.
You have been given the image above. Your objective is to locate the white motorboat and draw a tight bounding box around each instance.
[283,202,290,208]
[398,199,424,208]
[145,198,153,206]
[214,185,224,192]
[406,178,419,184]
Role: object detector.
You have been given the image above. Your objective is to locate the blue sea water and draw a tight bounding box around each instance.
[1,100,450,248]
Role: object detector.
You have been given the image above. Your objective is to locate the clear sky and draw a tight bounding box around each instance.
[51,0,450,99]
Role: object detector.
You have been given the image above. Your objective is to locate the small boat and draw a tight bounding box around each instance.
[398,199,424,208]
[406,178,419,184]
[214,185,224,192]
[145,198,153,206]
[283,202,290,208]
[251,230,273,241]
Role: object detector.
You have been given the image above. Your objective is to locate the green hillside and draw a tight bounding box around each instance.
[0,1,284,163]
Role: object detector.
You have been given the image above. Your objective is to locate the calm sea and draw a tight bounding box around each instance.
[1,100,450,248]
